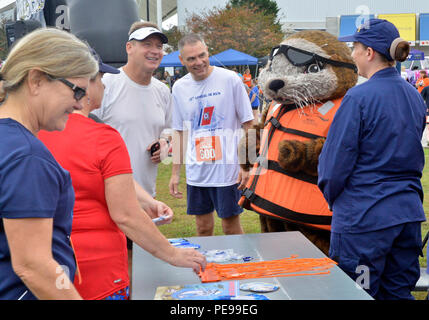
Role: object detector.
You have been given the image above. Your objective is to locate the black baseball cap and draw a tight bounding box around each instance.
[90,47,120,74]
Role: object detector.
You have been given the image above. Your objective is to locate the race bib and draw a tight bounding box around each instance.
[195,136,222,162]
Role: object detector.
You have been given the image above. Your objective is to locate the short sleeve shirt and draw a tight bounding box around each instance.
[172,66,254,187]
[0,119,75,300]
[249,86,260,107]
[92,69,172,197]
[39,113,132,299]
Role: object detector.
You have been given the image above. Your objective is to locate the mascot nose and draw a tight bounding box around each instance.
[269,79,285,92]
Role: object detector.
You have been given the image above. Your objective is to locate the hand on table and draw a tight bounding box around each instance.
[169,247,207,274]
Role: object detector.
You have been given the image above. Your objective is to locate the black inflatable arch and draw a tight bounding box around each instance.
[44,0,139,66]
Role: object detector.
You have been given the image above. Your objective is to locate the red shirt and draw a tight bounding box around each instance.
[39,113,132,299]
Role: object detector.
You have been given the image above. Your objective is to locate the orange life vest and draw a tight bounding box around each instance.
[239,98,343,231]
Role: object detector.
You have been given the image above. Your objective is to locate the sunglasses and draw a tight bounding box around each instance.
[47,75,87,102]
[270,45,357,73]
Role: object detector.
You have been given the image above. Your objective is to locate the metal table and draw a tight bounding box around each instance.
[131,231,373,300]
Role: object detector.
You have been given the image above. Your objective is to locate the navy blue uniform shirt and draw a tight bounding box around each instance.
[0,119,76,300]
[318,67,426,233]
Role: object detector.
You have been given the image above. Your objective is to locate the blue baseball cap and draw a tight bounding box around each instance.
[89,47,120,74]
[338,18,404,61]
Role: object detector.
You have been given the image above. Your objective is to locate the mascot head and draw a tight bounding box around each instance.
[259,30,358,106]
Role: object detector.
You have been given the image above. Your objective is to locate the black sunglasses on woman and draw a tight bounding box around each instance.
[46,75,87,102]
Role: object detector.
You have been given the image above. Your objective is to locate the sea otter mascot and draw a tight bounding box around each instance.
[238,30,358,255]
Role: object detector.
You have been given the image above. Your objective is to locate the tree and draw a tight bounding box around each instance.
[185,5,284,58]
[230,0,280,20]
[0,21,8,61]
[162,25,185,54]
[230,0,282,32]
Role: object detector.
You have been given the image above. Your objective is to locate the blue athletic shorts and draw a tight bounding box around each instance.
[186,184,244,218]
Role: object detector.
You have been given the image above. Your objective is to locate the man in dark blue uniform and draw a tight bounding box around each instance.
[318,19,427,300]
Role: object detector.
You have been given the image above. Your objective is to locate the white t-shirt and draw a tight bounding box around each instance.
[172,66,254,187]
[92,68,172,197]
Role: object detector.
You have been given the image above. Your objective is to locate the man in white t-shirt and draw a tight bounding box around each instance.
[169,34,254,236]
[91,22,173,277]
[92,22,172,198]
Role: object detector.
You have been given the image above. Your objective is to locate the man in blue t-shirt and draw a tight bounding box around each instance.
[248,79,260,121]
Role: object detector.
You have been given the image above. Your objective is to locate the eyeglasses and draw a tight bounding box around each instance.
[47,75,87,102]
[270,45,357,73]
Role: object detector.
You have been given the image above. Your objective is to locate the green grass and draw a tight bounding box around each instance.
[420,149,429,266]
[156,164,261,238]
[155,151,429,299]
[415,149,429,299]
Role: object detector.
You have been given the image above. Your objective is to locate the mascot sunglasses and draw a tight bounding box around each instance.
[270,45,357,73]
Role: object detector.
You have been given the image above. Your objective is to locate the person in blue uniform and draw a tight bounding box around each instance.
[318,19,427,300]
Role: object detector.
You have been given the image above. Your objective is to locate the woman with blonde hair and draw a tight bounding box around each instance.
[0,28,98,300]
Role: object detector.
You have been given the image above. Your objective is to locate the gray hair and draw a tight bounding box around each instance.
[178,33,206,54]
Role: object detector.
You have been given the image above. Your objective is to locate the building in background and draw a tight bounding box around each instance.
[136,0,177,28]
[0,0,178,28]
[177,0,429,56]
[2,1,429,60]
[0,1,179,62]
[0,1,15,22]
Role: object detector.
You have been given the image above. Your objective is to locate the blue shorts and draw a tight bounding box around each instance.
[102,286,129,300]
[187,184,243,218]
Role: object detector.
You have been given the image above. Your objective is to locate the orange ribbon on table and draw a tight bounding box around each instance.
[199,255,338,283]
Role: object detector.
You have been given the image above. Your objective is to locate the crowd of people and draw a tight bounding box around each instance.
[0,18,427,301]
[230,67,268,122]
[0,24,207,301]
[404,68,429,107]
[155,69,183,91]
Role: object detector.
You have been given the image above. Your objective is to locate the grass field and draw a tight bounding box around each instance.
[156,164,261,238]
[155,150,429,299]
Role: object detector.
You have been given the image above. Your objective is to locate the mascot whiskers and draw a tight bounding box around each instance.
[239,30,358,255]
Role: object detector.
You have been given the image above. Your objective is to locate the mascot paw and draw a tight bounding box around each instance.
[303,138,325,176]
[238,124,262,171]
[238,105,270,171]
[278,140,306,172]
